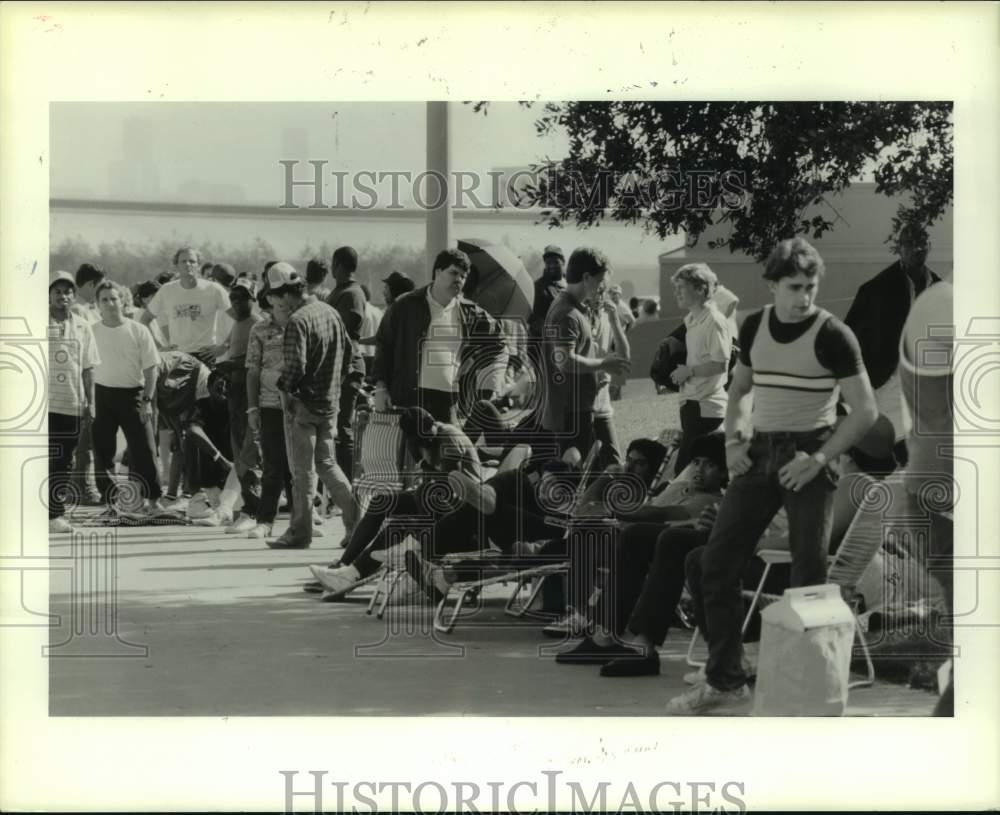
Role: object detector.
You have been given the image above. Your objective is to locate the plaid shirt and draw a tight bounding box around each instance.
[277,299,352,416]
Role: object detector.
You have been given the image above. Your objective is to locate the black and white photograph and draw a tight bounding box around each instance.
[2,3,998,813]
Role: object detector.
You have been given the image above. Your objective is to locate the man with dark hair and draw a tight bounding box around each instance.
[140,246,230,364]
[267,262,357,549]
[665,236,877,715]
[48,271,100,532]
[381,271,415,306]
[324,246,366,479]
[71,263,106,324]
[372,248,508,424]
[67,263,107,504]
[306,257,332,301]
[844,221,942,463]
[528,244,566,338]
[90,280,163,517]
[541,247,630,461]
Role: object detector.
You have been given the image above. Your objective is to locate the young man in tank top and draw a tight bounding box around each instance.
[666,237,878,715]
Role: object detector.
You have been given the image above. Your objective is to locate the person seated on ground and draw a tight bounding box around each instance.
[595,416,898,678]
[305,406,482,598]
[552,433,727,661]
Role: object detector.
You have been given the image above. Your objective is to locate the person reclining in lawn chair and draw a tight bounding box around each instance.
[307,406,484,599]
[550,434,727,659]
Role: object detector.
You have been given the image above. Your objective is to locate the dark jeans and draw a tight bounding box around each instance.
[593,414,623,472]
[258,407,292,525]
[416,388,458,425]
[622,526,709,643]
[336,385,358,481]
[49,412,82,519]
[227,382,261,516]
[676,400,723,476]
[93,385,162,504]
[698,427,838,691]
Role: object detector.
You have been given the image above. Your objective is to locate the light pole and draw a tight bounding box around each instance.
[424,101,453,284]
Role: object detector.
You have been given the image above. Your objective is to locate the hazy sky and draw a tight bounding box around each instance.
[50,101,570,205]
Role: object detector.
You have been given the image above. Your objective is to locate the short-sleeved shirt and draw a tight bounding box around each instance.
[680,302,732,418]
[543,291,599,429]
[590,307,615,418]
[245,314,286,409]
[360,302,383,357]
[70,301,100,324]
[91,318,161,388]
[738,308,863,379]
[146,278,231,353]
[48,312,100,416]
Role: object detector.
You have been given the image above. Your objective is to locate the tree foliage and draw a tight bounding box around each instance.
[470,101,953,261]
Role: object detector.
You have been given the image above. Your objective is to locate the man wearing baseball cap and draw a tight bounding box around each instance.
[382,271,416,306]
[266,262,358,549]
[528,244,567,339]
[48,271,101,533]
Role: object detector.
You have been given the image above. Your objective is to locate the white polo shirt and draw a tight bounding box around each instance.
[419,289,462,392]
[680,302,731,418]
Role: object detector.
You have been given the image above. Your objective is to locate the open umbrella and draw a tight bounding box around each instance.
[457,238,534,321]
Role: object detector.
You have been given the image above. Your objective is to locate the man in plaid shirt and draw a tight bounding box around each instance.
[267,262,359,549]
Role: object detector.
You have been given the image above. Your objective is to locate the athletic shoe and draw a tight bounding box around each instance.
[369,536,421,568]
[665,683,751,716]
[225,513,257,534]
[266,533,310,550]
[187,493,214,519]
[542,610,590,639]
[404,550,450,604]
[312,511,324,528]
[192,510,233,528]
[554,637,641,666]
[600,649,660,677]
[247,523,273,539]
[49,516,73,534]
[309,564,365,599]
[683,666,707,686]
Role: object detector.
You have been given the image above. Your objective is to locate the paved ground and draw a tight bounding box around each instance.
[48,513,938,717]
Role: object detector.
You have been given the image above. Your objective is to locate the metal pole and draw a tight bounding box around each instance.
[425,101,453,285]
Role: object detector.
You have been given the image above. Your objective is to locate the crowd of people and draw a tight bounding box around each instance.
[47,225,954,715]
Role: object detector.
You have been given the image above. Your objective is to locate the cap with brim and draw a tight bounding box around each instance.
[49,270,76,290]
[542,245,564,260]
[231,278,256,296]
[266,262,302,292]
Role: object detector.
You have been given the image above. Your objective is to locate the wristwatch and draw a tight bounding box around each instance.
[142,395,153,404]
[811,451,828,466]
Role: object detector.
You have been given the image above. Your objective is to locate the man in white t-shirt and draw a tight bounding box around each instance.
[91,281,163,515]
[140,246,230,361]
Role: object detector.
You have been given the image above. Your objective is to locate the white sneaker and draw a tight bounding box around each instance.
[193,510,233,527]
[225,513,257,534]
[247,523,273,539]
[665,683,751,716]
[683,666,707,686]
[309,564,364,599]
[312,511,324,528]
[49,516,73,534]
[542,610,590,639]
[369,536,421,568]
[187,493,214,519]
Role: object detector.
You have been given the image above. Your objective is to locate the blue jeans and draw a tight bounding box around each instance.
[699,427,839,691]
[282,396,356,544]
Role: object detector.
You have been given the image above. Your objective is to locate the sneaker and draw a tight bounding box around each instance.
[665,683,751,716]
[369,536,421,568]
[225,513,257,534]
[267,533,311,550]
[192,511,224,527]
[326,500,342,518]
[309,564,364,599]
[187,493,214,519]
[683,666,707,686]
[247,523,273,539]
[404,550,451,604]
[542,610,590,640]
[49,516,73,534]
[312,511,324,528]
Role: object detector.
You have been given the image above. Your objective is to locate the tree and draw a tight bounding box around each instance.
[471,102,953,261]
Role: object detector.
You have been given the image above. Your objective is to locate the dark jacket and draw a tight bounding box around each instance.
[373,286,508,409]
[844,261,942,389]
[528,275,567,338]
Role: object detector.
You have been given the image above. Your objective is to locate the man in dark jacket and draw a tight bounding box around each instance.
[844,222,941,460]
[528,244,567,338]
[372,248,508,424]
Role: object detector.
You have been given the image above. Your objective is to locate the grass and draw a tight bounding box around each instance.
[610,379,681,450]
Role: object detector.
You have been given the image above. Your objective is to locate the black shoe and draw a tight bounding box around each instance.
[555,637,640,666]
[302,580,323,594]
[600,649,660,677]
